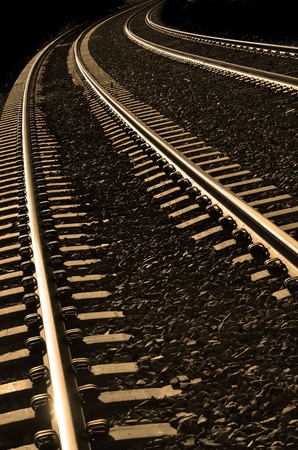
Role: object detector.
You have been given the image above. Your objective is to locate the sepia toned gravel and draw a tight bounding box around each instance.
[35,23,298,447]
[88,6,298,204]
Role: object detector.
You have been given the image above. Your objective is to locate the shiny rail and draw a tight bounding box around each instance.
[22,44,80,450]
[147,1,298,54]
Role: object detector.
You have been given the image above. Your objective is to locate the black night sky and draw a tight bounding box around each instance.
[0,0,125,89]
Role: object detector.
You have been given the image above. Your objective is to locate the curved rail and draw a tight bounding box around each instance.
[147,1,298,54]
[125,8,298,90]
[22,41,80,450]
[75,34,298,271]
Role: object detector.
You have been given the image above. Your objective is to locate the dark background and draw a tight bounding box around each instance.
[1,0,297,92]
[0,0,125,90]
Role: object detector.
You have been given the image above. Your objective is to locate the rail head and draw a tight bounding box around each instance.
[21,32,88,450]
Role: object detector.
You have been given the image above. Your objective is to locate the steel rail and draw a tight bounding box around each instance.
[125,13,298,90]
[147,1,298,54]
[22,49,80,450]
[75,37,298,271]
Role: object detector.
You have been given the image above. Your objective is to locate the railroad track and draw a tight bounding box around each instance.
[146,2,298,57]
[148,1,298,78]
[0,1,298,449]
[127,2,298,89]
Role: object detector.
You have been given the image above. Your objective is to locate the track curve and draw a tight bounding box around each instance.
[0,2,298,449]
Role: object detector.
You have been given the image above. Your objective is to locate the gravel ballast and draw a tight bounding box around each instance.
[33,15,298,447]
